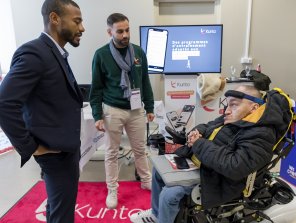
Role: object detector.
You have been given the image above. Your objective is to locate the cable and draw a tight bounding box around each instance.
[89,147,133,162]
[118,149,132,160]
[147,123,159,139]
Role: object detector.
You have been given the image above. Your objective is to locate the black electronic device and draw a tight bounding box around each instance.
[174,156,190,169]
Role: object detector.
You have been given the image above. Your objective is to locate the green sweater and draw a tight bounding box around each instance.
[89,43,154,121]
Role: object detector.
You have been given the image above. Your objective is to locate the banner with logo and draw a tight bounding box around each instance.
[280,106,296,186]
[280,144,296,186]
[164,75,197,134]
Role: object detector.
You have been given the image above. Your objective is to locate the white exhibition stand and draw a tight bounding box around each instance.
[80,103,105,171]
[164,75,197,134]
[0,128,13,155]
[0,76,13,155]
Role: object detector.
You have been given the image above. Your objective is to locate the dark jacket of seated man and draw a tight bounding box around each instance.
[186,85,290,209]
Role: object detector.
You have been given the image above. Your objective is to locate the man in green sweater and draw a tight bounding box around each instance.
[89,13,154,209]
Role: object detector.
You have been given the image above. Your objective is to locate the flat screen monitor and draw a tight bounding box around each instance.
[139,25,223,74]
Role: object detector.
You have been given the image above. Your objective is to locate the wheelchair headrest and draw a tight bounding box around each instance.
[224,90,265,105]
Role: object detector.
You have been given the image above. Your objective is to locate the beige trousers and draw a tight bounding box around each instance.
[103,104,151,189]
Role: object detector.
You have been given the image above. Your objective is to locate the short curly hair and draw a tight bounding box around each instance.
[41,0,79,25]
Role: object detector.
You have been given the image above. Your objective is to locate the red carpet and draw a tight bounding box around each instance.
[0,181,151,223]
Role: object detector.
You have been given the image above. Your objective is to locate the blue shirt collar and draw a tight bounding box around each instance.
[42,32,69,58]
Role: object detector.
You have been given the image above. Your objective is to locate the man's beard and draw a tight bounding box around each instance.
[60,28,80,47]
[113,37,129,48]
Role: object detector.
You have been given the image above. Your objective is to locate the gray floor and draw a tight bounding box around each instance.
[0,134,152,218]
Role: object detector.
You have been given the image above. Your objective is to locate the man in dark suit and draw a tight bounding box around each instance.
[0,0,85,222]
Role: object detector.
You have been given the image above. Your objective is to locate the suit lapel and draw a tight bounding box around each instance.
[39,34,83,103]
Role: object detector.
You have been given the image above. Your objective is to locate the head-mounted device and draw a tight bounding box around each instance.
[224,90,265,105]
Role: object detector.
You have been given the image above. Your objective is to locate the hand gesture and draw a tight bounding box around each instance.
[187,129,202,147]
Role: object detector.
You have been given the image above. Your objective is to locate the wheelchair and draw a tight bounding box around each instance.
[164,97,296,223]
[177,140,295,223]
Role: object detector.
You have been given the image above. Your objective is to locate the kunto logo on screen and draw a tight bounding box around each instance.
[200,28,217,34]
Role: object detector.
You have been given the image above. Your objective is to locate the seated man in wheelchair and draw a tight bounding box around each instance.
[130,85,294,223]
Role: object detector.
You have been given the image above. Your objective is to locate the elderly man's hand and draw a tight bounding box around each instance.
[187,129,202,147]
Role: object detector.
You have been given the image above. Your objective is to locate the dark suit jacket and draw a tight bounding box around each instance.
[0,33,83,166]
